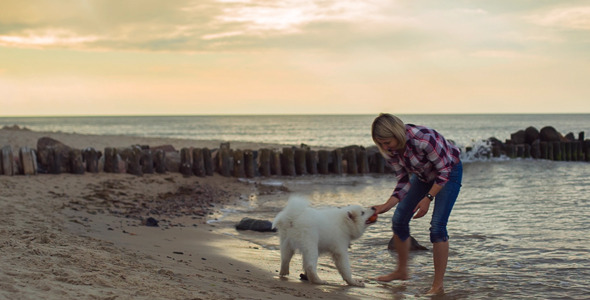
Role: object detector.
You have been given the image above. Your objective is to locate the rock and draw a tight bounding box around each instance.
[524,126,539,145]
[2,124,30,131]
[143,217,159,227]
[37,137,72,174]
[488,137,505,157]
[539,126,564,142]
[510,130,526,145]
[235,217,276,232]
[387,235,428,251]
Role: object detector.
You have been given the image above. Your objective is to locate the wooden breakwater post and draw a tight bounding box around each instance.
[192,148,206,177]
[306,150,318,175]
[179,148,192,176]
[140,149,154,174]
[294,148,307,175]
[69,149,85,174]
[202,148,214,176]
[153,149,166,173]
[104,147,117,173]
[281,147,296,176]
[258,148,271,177]
[120,146,143,176]
[345,148,358,175]
[317,150,330,175]
[217,143,232,177]
[270,149,282,176]
[244,150,256,178]
[331,149,343,174]
[539,142,548,160]
[83,148,100,173]
[19,147,37,175]
[1,146,14,175]
[358,148,370,174]
[232,149,245,178]
[370,152,385,173]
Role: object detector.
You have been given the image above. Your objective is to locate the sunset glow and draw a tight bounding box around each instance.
[1,0,589,116]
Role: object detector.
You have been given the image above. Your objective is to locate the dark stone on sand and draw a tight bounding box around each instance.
[144,217,159,227]
[37,137,72,174]
[388,235,428,251]
[235,217,276,232]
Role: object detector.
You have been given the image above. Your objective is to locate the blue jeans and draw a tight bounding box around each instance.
[392,161,463,243]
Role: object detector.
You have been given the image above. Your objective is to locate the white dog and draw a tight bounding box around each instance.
[272,195,378,287]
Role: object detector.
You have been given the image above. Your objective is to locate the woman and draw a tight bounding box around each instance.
[371,113,463,295]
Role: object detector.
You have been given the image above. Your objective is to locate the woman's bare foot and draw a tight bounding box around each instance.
[425,286,444,296]
[374,270,409,282]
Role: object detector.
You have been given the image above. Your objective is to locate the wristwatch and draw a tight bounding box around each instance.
[426,193,434,201]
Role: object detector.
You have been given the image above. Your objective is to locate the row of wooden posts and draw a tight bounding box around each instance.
[1,140,589,177]
[0,144,388,177]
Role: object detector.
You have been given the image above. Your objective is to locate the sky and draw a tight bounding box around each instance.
[1,0,589,116]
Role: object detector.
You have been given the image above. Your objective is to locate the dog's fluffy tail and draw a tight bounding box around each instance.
[272,195,310,230]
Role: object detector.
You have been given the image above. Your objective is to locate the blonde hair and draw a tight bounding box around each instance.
[371,113,407,157]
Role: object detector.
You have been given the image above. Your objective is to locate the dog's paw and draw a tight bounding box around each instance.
[346,279,365,287]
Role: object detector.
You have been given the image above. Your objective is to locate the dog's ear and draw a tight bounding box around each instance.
[347,211,357,222]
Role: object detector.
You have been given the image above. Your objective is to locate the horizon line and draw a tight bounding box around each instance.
[2,112,590,118]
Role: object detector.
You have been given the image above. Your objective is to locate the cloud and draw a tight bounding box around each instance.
[0,28,99,48]
[0,0,423,52]
[526,6,590,31]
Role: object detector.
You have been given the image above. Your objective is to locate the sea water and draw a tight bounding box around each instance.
[2,114,589,299]
[218,160,590,299]
[2,114,589,151]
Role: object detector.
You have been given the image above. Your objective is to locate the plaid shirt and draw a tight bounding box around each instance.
[387,124,461,201]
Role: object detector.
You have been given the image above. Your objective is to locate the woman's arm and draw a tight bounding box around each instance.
[373,195,400,214]
[412,183,443,219]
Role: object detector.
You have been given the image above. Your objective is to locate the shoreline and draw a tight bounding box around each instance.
[0,127,296,151]
[0,129,367,299]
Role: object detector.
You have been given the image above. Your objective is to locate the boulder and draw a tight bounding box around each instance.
[539,126,564,142]
[143,217,159,227]
[235,217,276,232]
[510,130,526,145]
[388,235,428,251]
[36,137,72,174]
[524,126,540,145]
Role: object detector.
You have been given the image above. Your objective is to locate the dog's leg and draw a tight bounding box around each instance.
[279,242,294,277]
[333,249,365,287]
[301,248,327,285]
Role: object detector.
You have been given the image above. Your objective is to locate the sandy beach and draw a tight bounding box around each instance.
[0,128,368,300]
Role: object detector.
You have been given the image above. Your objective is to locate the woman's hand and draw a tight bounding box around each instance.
[412,197,431,219]
[373,196,400,214]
